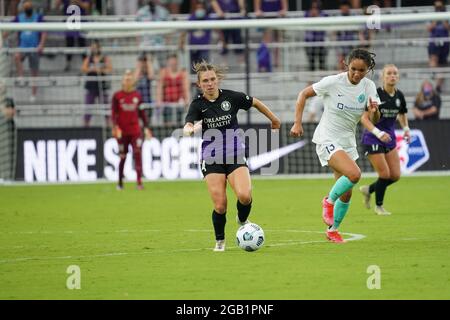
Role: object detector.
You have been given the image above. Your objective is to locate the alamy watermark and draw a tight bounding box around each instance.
[66,265,81,289]
[172,127,282,176]
[366,5,381,30]
[66,5,81,30]
[366,265,381,290]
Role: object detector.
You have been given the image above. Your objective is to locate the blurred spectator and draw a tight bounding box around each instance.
[113,0,138,15]
[372,0,392,8]
[211,0,246,60]
[304,0,327,71]
[254,0,288,69]
[160,0,183,14]
[179,0,212,70]
[350,0,361,8]
[156,54,191,126]
[3,0,20,16]
[1,97,15,121]
[134,52,155,124]
[256,30,272,72]
[11,1,47,102]
[254,0,287,17]
[335,1,358,71]
[55,0,91,72]
[413,80,441,120]
[136,0,170,55]
[81,40,112,127]
[427,0,450,92]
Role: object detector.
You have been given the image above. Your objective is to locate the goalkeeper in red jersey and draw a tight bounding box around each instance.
[112,70,152,190]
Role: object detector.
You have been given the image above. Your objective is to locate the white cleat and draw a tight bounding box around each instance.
[236,215,251,226]
[374,205,392,216]
[213,240,226,252]
[359,185,371,209]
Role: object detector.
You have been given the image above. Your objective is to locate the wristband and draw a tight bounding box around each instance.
[371,127,385,139]
[403,126,410,132]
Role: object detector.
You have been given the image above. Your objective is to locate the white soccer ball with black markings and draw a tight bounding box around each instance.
[236,223,265,252]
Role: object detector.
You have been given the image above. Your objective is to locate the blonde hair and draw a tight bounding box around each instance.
[380,64,399,86]
[193,61,227,82]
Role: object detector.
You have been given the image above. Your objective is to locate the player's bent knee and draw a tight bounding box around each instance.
[214,204,227,214]
[390,173,400,182]
[378,168,391,179]
[348,170,361,184]
[237,193,252,205]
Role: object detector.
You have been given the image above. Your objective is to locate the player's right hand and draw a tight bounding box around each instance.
[183,125,194,137]
[290,123,303,137]
[379,132,392,143]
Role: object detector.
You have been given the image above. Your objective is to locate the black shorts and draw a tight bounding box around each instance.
[363,144,395,155]
[200,156,248,178]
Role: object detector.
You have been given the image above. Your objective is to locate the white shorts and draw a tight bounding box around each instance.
[315,142,359,167]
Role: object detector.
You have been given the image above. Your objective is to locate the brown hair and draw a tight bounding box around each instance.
[192,60,227,82]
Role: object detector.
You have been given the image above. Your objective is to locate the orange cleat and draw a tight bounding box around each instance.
[326,229,346,243]
[322,197,334,227]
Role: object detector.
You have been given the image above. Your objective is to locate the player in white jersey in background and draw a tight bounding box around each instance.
[290,48,391,243]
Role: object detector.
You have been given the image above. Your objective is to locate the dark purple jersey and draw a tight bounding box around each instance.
[185,89,253,162]
[362,87,407,149]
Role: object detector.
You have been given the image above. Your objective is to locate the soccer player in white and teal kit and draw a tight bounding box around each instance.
[290,48,391,243]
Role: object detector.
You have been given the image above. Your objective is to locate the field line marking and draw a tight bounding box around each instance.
[0,229,365,264]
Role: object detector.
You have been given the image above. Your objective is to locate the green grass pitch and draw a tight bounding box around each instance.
[0,176,449,299]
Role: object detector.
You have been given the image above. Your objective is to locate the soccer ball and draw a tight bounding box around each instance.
[236,223,265,252]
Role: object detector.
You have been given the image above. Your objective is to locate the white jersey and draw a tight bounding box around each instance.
[311,72,380,148]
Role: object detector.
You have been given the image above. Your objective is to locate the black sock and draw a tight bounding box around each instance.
[374,178,395,206]
[369,181,376,194]
[237,200,252,223]
[212,211,226,241]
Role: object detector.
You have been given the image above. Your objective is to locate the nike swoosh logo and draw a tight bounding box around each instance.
[247,140,308,171]
[338,94,344,97]
[201,109,208,113]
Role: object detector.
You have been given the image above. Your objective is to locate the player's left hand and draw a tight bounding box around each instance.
[367,97,378,113]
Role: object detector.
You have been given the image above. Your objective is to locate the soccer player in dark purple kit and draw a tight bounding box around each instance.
[183,61,280,252]
[359,64,411,216]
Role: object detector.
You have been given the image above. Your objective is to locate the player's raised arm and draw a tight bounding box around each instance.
[251,98,281,129]
[290,85,316,137]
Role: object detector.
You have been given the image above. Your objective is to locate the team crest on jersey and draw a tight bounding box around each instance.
[396,98,401,107]
[221,100,231,111]
[133,97,139,104]
[358,93,366,104]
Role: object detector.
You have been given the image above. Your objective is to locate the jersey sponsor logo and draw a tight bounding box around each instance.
[358,93,366,103]
[121,103,138,111]
[221,100,231,111]
[395,129,430,174]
